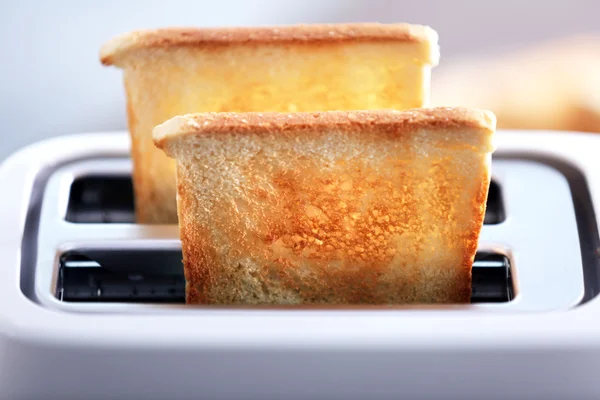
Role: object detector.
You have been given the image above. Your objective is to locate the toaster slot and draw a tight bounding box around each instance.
[29,157,589,313]
[56,250,512,304]
[58,254,185,303]
[65,176,134,223]
[483,180,504,224]
[64,175,505,225]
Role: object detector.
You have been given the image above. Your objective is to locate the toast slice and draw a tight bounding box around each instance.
[100,23,440,224]
[153,107,496,305]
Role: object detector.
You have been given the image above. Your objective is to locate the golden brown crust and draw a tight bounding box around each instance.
[100,23,438,66]
[154,107,496,154]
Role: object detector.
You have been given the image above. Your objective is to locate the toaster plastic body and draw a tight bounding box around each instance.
[1,130,600,400]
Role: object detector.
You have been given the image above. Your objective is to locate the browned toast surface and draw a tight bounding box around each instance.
[101,23,439,66]
[154,108,496,305]
[155,107,494,146]
[101,23,440,224]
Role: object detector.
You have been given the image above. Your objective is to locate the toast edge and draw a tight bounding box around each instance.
[100,23,439,66]
[153,107,497,157]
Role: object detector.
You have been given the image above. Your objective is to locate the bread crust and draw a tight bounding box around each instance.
[154,107,496,154]
[155,108,496,305]
[100,23,439,66]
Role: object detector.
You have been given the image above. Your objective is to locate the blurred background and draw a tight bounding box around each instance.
[2,0,599,161]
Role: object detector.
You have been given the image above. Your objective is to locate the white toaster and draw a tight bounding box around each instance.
[0,129,599,400]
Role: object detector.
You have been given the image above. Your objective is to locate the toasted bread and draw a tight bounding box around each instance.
[100,23,440,223]
[432,35,600,133]
[153,107,496,305]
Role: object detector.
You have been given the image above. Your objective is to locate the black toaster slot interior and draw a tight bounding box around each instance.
[65,176,506,225]
[484,180,505,224]
[56,250,512,304]
[66,176,135,223]
[57,251,184,303]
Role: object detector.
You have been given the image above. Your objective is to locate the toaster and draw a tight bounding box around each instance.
[0,129,599,400]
